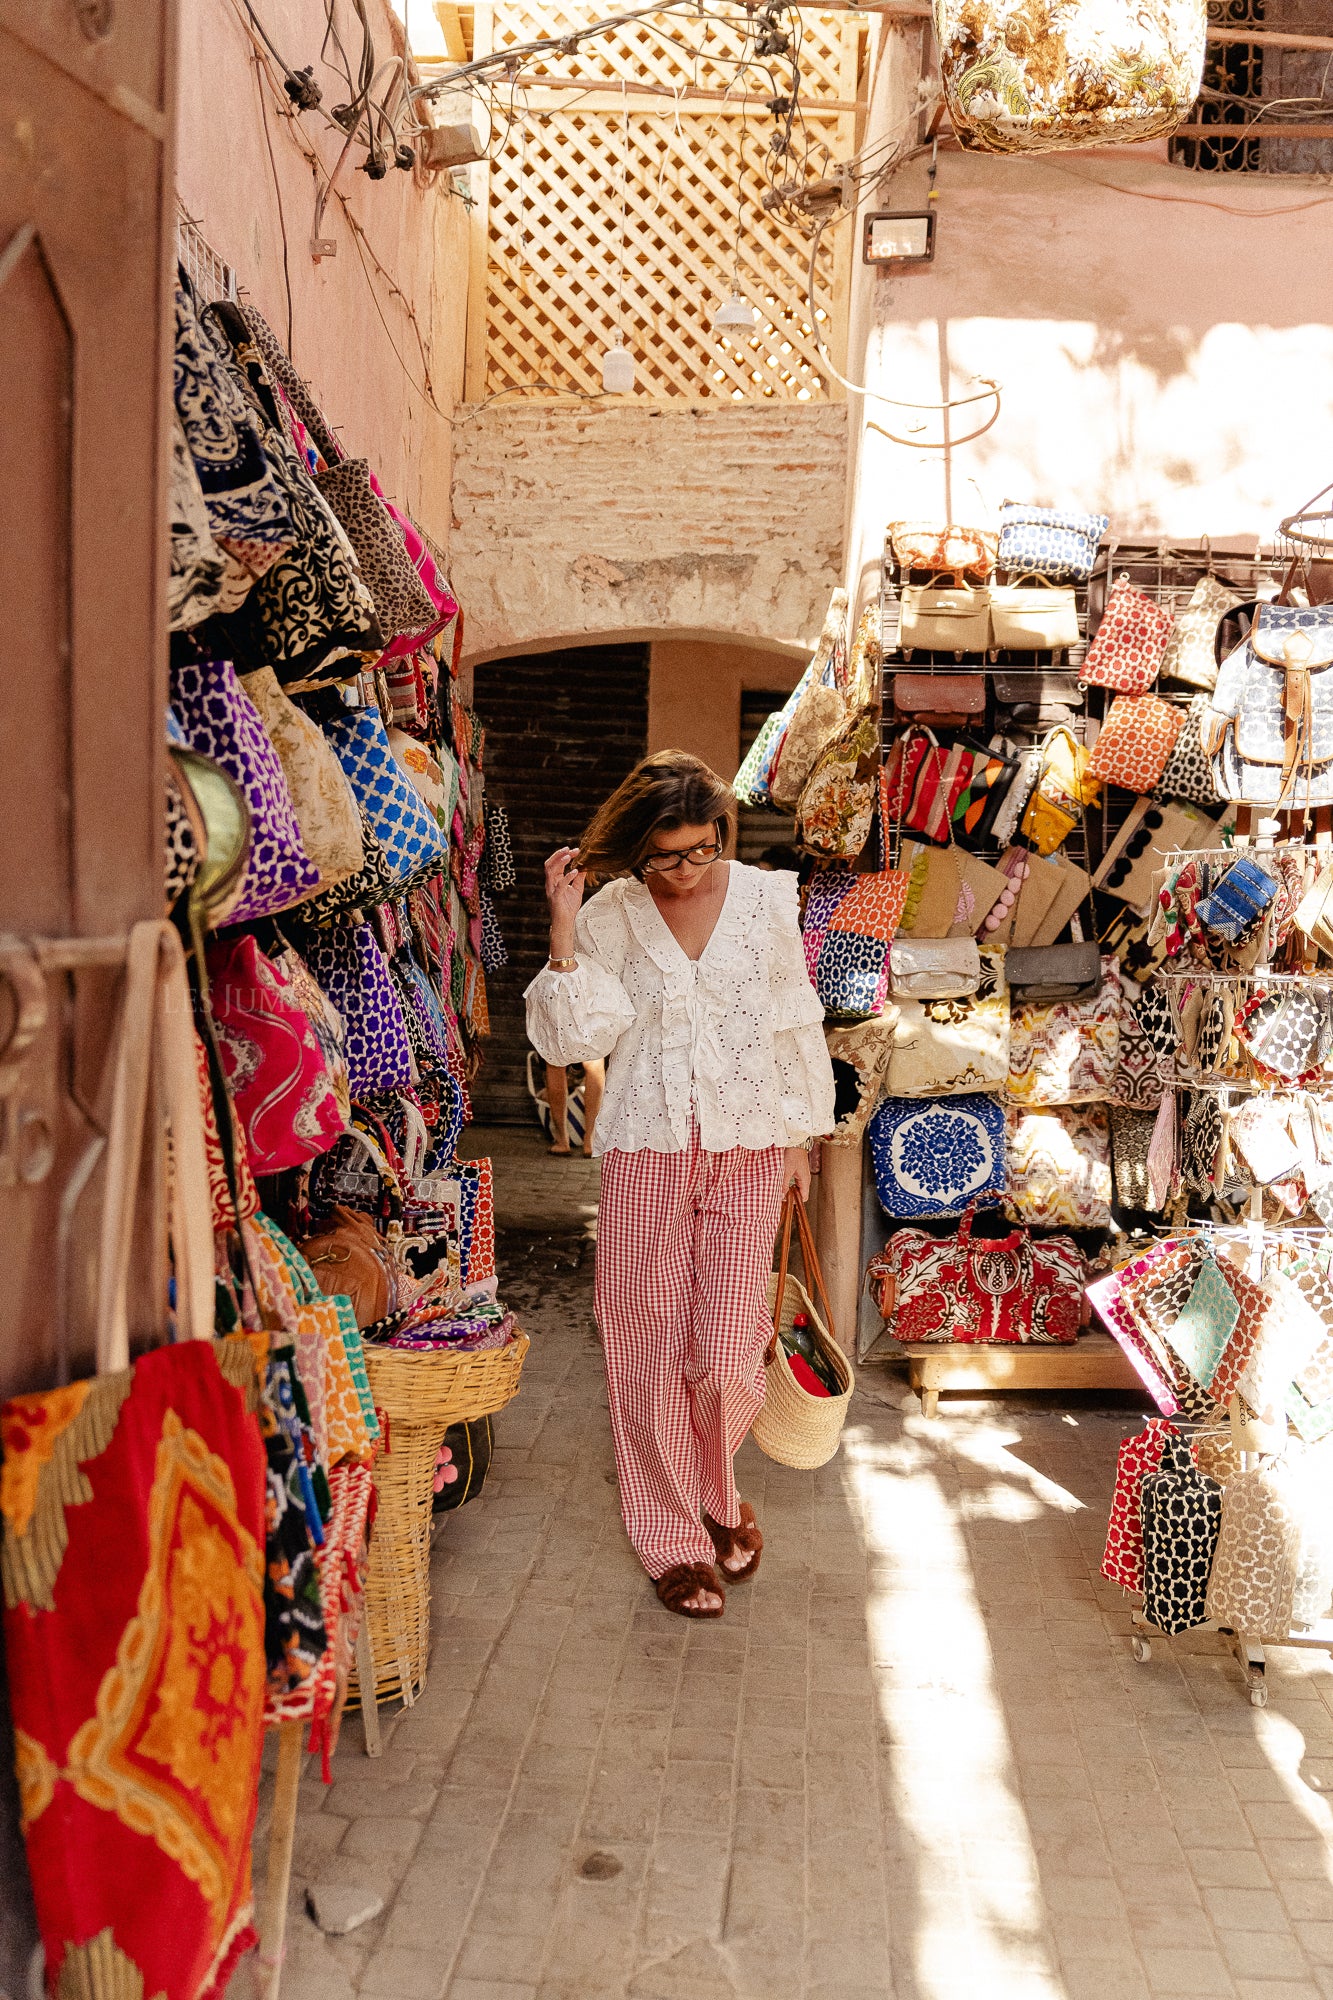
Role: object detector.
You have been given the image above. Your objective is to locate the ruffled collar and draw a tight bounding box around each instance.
[622,865,742,973]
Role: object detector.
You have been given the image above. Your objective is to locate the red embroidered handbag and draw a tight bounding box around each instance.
[865,1203,1085,1344]
[1,924,267,2000]
[205,934,348,1175]
[1081,577,1174,694]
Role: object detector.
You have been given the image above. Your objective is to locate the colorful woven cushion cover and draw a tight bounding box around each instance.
[1,1343,268,2000]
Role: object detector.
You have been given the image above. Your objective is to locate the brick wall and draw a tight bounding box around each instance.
[473,643,650,1126]
[451,403,848,663]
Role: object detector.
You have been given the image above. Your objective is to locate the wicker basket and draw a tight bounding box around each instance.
[752,1198,854,1471]
[352,1330,529,1704]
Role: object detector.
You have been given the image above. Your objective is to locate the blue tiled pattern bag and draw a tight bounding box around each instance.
[998,505,1109,583]
[1195,855,1278,942]
[868,1093,1006,1219]
[324,707,449,893]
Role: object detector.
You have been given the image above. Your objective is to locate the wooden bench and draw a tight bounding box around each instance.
[899,1330,1144,1417]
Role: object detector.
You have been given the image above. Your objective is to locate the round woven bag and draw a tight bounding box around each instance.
[752,1192,854,1471]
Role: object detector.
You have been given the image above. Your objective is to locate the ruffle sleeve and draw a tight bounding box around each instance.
[765,870,837,1140]
[524,890,637,1067]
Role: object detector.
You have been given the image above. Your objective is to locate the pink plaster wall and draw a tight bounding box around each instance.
[843,20,1333,604]
[175,0,468,547]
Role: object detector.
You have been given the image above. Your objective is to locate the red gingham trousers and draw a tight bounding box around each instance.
[594,1125,786,1579]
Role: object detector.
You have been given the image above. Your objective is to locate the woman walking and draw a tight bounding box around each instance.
[526,751,835,1618]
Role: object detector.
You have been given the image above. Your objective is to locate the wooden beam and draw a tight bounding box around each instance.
[1170,122,1333,138]
[1208,25,1333,53]
[432,3,468,61]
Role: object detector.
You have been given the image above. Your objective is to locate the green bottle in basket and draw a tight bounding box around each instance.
[781,1311,840,1398]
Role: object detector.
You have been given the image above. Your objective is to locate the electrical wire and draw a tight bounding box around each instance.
[252,31,295,348]
[803,209,1002,443]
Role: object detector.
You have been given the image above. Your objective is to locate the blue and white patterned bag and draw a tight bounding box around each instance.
[868,1092,1006,1219]
[324,707,449,893]
[998,505,1109,584]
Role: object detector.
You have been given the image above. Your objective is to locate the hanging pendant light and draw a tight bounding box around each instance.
[712,290,757,333]
[601,345,635,393]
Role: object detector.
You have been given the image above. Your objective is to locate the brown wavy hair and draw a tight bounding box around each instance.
[577,750,736,883]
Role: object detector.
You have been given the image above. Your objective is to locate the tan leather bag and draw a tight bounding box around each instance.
[298,1204,396,1328]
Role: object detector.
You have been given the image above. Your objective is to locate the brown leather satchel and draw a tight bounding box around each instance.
[297,1204,397,1328]
[892,673,985,725]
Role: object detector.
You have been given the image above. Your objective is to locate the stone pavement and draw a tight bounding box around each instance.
[255,1129,1333,2000]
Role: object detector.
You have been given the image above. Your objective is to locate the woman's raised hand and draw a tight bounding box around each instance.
[545,848,585,960]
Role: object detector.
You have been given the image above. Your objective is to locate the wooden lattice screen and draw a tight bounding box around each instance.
[464,5,864,404]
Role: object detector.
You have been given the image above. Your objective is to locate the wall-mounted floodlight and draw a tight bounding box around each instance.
[862,211,936,266]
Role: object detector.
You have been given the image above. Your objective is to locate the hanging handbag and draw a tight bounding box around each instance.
[314,459,438,643]
[1005,942,1102,998]
[302,918,415,1097]
[997,504,1109,582]
[813,869,911,1020]
[888,521,998,580]
[899,581,992,658]
[1140,1433,1223,1637]
[1195,854,1279,942]
[1088,692,1185,793]
[865,1201,1084,1345]
[884,945,1010,1099]
[1111,981,1170,1110]
[241,667,365,889]
[1161,573,1250,690]
[888,937,981,1000]
[196,303,383,679]
[797,707,881,861]
[752,1188,854,1471]
[1,924,267,2000]
[1206,603,1333,809]
[1153,693,1220,806]
[1004,1103,1112,1228]
[1110,1104,1160,1210]
[1102,1419,1175,1593]
[1081,577,1174,694]
[170,657,320,921]
[824,1014,899,1143]
[1019,724,1101,857]
[1007,953,1122,1105]
[988,578,1081,653]
[891,673,986,726]
[801,865,857,981]
[936,0,1206,155]
[323,705,450,894]
[769,590,851,808]
[1205,1465,1302,1640]
[868,1091,1007,1219]
[205,934,348,1173]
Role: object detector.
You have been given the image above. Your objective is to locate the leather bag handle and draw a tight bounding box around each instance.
[95,921,214,1375]
[767,1184,838,1365]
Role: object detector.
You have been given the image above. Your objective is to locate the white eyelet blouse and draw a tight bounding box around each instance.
[524,863,836,1157]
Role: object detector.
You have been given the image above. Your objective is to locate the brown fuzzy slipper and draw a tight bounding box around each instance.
[655,1563,726,1619]
[704,1502,763,1583]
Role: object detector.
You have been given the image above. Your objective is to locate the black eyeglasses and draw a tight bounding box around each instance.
[1105,810,1164,888]
[642,841,724,874]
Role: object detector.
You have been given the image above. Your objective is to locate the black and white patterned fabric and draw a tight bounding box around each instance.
[1154,695,1219,807]
[164,766,200,911]
[1181,1090,1224,1195]
[479,804,516,894]
[1141,1434,1223,1636]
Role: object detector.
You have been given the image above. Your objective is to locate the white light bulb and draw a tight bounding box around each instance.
[601,345,635,393]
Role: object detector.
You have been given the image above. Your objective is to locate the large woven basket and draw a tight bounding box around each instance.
[352,1331,528,1704]
[752,1198,853,1471]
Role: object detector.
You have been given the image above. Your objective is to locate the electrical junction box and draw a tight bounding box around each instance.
[419,86,488,170]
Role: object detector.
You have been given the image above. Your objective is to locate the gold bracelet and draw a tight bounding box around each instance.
[548,955,578,971]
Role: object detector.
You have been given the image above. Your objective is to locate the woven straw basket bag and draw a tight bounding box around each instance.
[753,1190,854,1470]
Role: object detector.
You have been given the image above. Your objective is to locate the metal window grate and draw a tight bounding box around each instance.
[1170,0,1333,175]
[175,207,239,305]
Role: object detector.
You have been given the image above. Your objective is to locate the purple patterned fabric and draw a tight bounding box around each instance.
[169,657,319,921]
[801,865,857,982]
[303,919,413,1096]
